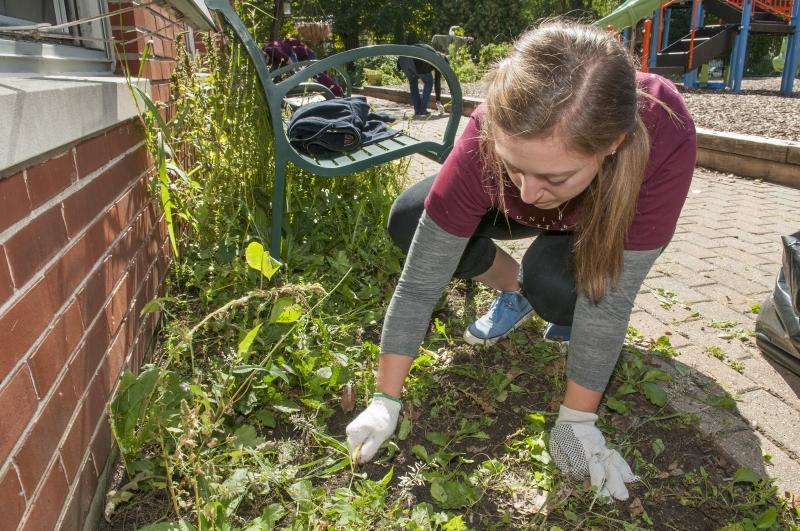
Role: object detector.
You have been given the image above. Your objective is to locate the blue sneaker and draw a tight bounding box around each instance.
[464,291,534,346]
[543,322,572,342]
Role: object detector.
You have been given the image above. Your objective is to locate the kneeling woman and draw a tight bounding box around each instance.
[347,21,696,501]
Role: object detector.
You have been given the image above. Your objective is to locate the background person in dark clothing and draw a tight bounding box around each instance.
[397,43,446,117]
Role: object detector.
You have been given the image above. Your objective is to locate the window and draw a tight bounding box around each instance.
[0,0,113,74]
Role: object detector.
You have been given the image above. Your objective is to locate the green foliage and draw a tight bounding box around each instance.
[746,36,783,76]
[448,43,482,83]
[109,6,406,525]
[478,43,512,70]
[355,55,406,86]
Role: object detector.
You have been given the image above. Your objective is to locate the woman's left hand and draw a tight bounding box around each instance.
[549,405,639,500]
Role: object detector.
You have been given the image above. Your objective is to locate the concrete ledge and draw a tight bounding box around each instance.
[0,76,148,175]
[357,85,800,189]
[695,128,792,164]
[353,85,484,116]
[696,147,800,188]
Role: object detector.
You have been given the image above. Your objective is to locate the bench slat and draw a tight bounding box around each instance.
[296,133,424,167]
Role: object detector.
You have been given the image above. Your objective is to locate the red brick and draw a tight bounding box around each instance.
[107,121,144,156]
[0,172,32,233]
[153,36,164,57]
[105,273,132,339]
[27,299,83,398]
[0,367,39,466]
[44,221,110,308]
[118,34,148,55]
[114,176,148,225]
[60,361,110,481]
[108,6,146,28]
[57,453,99,531]
[106,312,131,380]
[25,152,77,209]
[76,258,112,329]
[0,467,26,531]
[63,146,148,237]
[14,373,79,496]
[4,205,69,288]
[75,132,111,179]
[0,279,59,381]
[0,246,13,302]
[90,415,113,475]
[19,460,69,531]
[67,317,111,403]
[144,9,159,33]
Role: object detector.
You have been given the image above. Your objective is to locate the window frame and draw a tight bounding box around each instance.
[0,0,114,76]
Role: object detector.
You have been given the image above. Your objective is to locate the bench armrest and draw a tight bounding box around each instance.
[270,60,352,96]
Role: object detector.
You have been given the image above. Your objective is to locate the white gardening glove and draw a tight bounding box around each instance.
[549,405,639,500]
[345,392,401,464]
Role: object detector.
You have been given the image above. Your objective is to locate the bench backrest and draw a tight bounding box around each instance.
[205,0,287,127]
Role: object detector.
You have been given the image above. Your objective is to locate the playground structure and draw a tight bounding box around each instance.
[597,0,800,95]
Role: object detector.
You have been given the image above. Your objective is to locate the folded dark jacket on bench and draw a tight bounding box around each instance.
[287,96,398,157]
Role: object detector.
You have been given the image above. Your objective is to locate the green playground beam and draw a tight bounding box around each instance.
[596,0,668,31]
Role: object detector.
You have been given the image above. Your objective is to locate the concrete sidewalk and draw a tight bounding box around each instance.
[374,98,800,494]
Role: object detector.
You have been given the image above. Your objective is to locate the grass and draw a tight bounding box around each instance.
[102,5,800,530]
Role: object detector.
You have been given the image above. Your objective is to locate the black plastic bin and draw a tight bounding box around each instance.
[755,229,800,376]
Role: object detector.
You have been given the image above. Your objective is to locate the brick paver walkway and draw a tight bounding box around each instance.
[373,98,800,494]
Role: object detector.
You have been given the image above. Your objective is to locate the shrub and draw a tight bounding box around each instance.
[478,42,512,70]
[448,43,482,83]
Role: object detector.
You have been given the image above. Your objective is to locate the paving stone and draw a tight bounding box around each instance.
[732,303,766,320]
[654,261,717,288]
[754,262,782,277]
[706,255,769,278]
[659,252,715,274]
[672,320,758,360]
[691,301,754,326]
[634,291,701,325]
[713,245,773,267]
[663,240,719,259]
[740,354,800,414]
[750,431,800,495]
[664,375,751,436]
[680,223,728,240]
[670,232,727,250]
[628,310,688,347]
[695,216,736,230]
[695,283,754,307]
[702,267,772,295]
[642,276,711,305]
[675,346,760,395]
[737,389,800,457]
[713,429,784,485]
[734,230,782,246]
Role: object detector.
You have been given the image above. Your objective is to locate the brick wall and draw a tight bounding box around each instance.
[109,1,183,106]
[0,2,191,530]
[0,122,170,531]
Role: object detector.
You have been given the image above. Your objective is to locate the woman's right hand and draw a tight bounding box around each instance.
[345,394,401,463]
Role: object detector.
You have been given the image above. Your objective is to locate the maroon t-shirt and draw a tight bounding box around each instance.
[424,72,697,250]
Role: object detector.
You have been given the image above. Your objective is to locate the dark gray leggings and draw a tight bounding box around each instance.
[387,175,577,325]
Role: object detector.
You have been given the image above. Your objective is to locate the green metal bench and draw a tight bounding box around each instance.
[204,0,464,259]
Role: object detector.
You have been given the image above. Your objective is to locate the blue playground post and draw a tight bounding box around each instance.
[649,9,661,69]
[780,0,799,94]
[730,0,753,92]
[661,9,672,49]
[622,27,632,47]
[683,0,705,88]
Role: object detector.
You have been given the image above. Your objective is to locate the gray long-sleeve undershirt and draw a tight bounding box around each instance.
[380,210,662,393]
